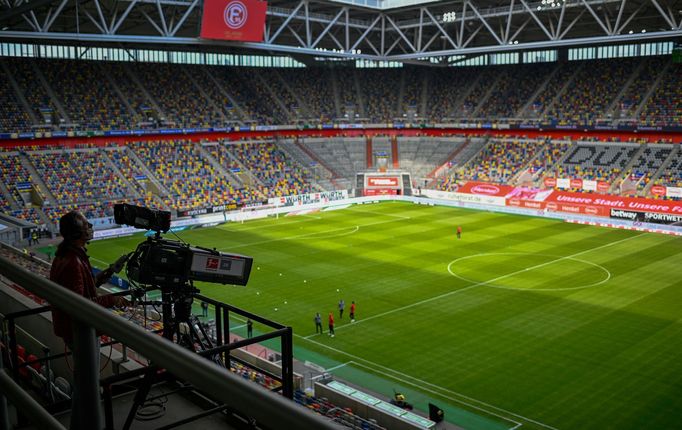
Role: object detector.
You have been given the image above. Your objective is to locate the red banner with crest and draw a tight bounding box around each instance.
[200,0,267,42]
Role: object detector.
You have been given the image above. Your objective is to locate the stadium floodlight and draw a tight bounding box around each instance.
[443,12,456,23]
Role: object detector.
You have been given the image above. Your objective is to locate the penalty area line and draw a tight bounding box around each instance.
[350,207,412,220]
[347,360,524,429]
[217,217,406,251]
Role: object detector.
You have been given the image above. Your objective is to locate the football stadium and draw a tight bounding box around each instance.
[0,0,681,428]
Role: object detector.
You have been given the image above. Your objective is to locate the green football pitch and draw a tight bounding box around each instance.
[87,201,682,430]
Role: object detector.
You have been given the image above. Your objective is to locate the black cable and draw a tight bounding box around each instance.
[135,385,169,421]
[135,400,166,421]
[167,228,188,245]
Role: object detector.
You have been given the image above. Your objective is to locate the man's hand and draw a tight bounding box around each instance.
[112,296,130,308]
[95,268,115,285]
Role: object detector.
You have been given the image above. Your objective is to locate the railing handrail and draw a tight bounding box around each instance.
[0,255,341,429]
[0,368,65,430]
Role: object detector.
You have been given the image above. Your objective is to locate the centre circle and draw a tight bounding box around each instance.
[447,252,611,291]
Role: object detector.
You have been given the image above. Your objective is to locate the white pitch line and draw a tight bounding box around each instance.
[218,215,317,232]
[350,207,412,220]
[295,335,554,430]
[325,362,351,372]
[347,360,523,429]
[217,217,407,251]
[314,232,647,335]
[91,257,108,265]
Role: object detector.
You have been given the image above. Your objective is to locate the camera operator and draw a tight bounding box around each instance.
[49,211,129,429]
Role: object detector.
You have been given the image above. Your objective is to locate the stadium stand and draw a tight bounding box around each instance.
[220,140,316,197]
[334,68,363,121]
[26,149,131,205]
[477,63,556,120]
[39,59,134,131]
[639,60,682,127]
[235,67,290,124]
[0,63,32,132]
[105,62,154,128]
[131,63,220,128]
[552,142,640,185]
[4,58,62,128]
[0,56,680,132]
[300,137,367,186]
[398,67,424,121]
[426,67,480,122]
[455,68,498,119]
[620,145,673,196]
[183,64,241,126]
[651,147,682,198]
[281,68,337,123]
[528,139,571,177]
[0,152,34,207]
[357,69,401,122]
[616,56,668,123]
[398,137,467,184]
[456,137,542,183]
[126,139,259,211]
[543,59,639,126]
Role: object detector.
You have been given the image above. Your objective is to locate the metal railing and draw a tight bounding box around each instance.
[0,255,341,430]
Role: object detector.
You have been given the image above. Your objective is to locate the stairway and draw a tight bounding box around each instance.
[0,180,18,210]
[353,69,367,118]
[97,62,138,121]
[125,148,171,197]
[181,68,228,123]
[470,73,503,118]
[19,153,57,205]
[30,62,70,126]
[426,138,470,180]
[101,148,142,199]
[197,143,244,187]
[294,139,342,181]
[605,58,646,120]
[540,62,586,119]
[0,59,39,125]
[201,68,248,124]
[516,62,562,118]
[329,67,342,120]
[124,66,166,119]
[252,72,293,123]
[633,60,672,120]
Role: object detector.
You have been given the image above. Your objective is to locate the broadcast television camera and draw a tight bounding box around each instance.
[114,203,253,287]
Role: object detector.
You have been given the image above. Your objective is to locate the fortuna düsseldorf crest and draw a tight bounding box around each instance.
[224,1,248,29]
[200,0,267,42]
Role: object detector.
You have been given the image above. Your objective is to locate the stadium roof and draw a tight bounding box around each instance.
[1,0,681,63]
[328,0,441,10]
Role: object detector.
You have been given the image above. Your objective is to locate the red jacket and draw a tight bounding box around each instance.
[49,244,115,343]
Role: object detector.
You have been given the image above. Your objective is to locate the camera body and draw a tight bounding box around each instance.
[114,203,253,287]
[114,203,172,233]
[127,237,252,287]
